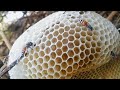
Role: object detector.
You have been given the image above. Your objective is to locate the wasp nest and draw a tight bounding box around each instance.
[8,11,120,79]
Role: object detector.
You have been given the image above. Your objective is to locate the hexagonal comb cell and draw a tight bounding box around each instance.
[8,11,120,79]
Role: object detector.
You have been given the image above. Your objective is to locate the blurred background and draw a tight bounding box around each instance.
[0,11,119,79]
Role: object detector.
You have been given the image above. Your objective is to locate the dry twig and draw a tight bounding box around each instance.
[0,23,12,50]
[0,30,11,50]
[107,11,118,21]
[100,11,106,16]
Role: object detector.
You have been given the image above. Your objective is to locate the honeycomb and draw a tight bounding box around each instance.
[72,57,120,79]
[8,11,120,79]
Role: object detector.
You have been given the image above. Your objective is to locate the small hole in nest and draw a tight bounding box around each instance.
[63,32,69,37]
[44,56,50,62]
[69,30,75,35]
[81,31,86,36]
[80,52,85,59]
[67,58,73,65]
[57,35,62,40]
[54,72,60,78]
[55,65,61,71]
[45,47,50,54]
[80,44,85,51]
[65,26,70,31]
[38,58,43,64]
[52,38,57,43]
[53,31,59,36]
[51,52,56,59]
[62,39,68,44]
[68,50,74,57]
[60,70,67,76]
[74,40,80,46]
[68,42,74,48]
[37,65,42,71]
[62,46,68,52]
[68,36,74,41]
[57,41,62,48]
[73,63,79,70]
[48,68,54,74]
[56,49,62,56]
[85,49,90,55]
[79,11,85,15]
[61,62,67,69]
[85,42,91,48]
[79,60,84,66]
[67,66,72,73]
[62,53,68,60]
[89,55,94,61]
[74,47,79,54]
[56,57,62,64]
[81,37,85,43]
[84,57,89,64]
[39,51,45,57]
[51,45,56,51]
[75,33,80,38]
[74,55,79,62]
[91,48,95,53]
[49,60,55,67]
[43,63,48,69]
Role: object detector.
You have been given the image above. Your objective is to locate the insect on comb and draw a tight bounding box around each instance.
[26,42,34,48]
[22,42,36,56]
[0,42,36,78]
[79,19,93,31]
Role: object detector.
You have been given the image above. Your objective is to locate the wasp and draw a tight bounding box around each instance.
[21,42,36,57]
[79,19,93,31]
